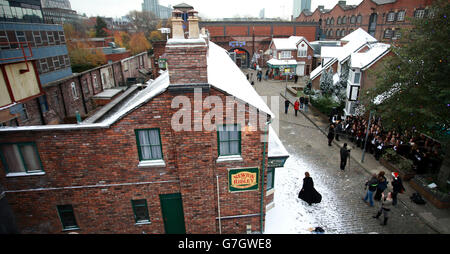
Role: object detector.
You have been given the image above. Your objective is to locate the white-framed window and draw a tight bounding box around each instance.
[47,31,55,45]
[384,29,393,39]
[387,12,396,22]
[350,15,356,24]
[354,72,361,84]
[297,42,307,57]
[357,15,362,23]
[397,10,405,21]
[280,51,291,59]
[393,29,401,40]
[33,31,42,46]
[53,56,60,69]
[39,58,48,73]
[70,82,78,99]
[415,9,425,19]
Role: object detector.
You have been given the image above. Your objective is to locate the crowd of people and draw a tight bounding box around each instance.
[328,114,444,175]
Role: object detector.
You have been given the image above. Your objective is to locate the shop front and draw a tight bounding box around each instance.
[267,59,297,80]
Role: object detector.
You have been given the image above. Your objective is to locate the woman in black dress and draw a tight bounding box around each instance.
[298,172,322,205]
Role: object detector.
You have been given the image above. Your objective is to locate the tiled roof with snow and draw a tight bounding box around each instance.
[207,41,274,118]
[350,43,391,70]
[1,40,275,132]
[268,126,289,158]
[271,36,309,51]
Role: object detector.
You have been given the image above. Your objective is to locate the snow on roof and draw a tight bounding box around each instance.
[350,43,391,70]
[1,41,275,132]
[207,41,274,118]
[268,126,289,158]
[267,58,298,66]
[341,28,377,44]
[0,72,171,132]
[271,36,309,51]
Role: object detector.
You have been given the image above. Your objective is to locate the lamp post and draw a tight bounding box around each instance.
[361,110,375,163]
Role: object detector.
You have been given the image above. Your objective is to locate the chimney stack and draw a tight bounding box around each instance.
[171,10,184,39]
[166,6,208,85]
[188,10,199,39]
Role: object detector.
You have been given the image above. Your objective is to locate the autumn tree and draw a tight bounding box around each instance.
[128,33,151,55]
[67,41,106,72]
[113,31,131,48]
[95,16,108,37]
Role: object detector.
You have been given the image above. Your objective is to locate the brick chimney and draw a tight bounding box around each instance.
[165,7,208,85]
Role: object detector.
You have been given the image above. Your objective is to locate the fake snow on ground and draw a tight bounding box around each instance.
[264,153,345,234]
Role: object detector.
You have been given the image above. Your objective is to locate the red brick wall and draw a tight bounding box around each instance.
[0,86,271,234]
[297,0,433,42]
[165,43,208,84]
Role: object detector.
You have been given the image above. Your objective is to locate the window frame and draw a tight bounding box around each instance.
[280,50,292,59]
[297,42,307,57]
[135,128,164,161]
[217,124,241,157]
[131,199,151,224]
[387,12,396,22]
[70,82,78,100]
[397,10,405,21]
[0,142,44,175]
[56,205,79,231]
[267,168,275,191]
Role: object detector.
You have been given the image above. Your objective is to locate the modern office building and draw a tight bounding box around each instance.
[142,0,172,19]
[0,0,72,126]
[0,0,44,23]
[293,0,311,19]
[41,0,82,24]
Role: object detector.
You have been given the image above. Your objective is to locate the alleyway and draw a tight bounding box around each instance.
[244,68,439,234]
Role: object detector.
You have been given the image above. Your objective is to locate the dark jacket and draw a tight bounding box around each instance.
[340,147,350,160]
[377,176,388,191]
[285,100,290,108]
[298,177,322,204]
[366,176,378,192]
[328,127,335,139]
[392,177,405,193]
[300,97,305,103]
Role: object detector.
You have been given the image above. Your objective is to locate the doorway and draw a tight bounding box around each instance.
[159,193,186,234]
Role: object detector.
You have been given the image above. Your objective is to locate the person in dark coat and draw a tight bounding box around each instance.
[363,173,378,207]
[299,96,305,109]
[298,172,322,205]
[340,143,350,171]
[327,124,335,146]
[374,171,388,201]
[391,172,405,206]
[284,99,290,114]
[304,97,309,112]
[294,74,298,83]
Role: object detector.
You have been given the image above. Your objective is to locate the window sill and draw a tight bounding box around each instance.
[138,159,166,168]
[216,155,243,163]
[135,221,151,225]
[266,188,275,197]
[6,171,45,178]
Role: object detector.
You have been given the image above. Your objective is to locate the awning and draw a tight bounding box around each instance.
[267,59,298,69]
[268,126,289,168]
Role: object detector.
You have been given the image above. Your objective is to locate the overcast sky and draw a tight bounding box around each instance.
[71,0,363,19]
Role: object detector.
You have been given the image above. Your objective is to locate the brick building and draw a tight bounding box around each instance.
[0,7,288,234]
[1,51,151,127]
[295,0,434,43]
[266,36,314,79]
[309,28,393,116]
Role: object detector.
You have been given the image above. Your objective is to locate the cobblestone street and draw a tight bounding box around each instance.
[245,69,439,234]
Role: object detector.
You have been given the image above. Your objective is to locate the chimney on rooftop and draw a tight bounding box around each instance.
[166,6,208,85]
[318,5,324,11]
[171,10,185,39]
[338,1,346,6]
[188,10,199,39]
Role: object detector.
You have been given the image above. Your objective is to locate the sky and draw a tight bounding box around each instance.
[70,0,364,20]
